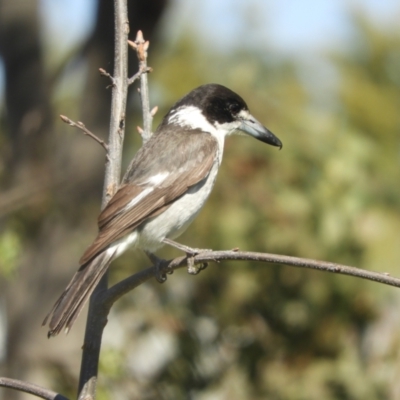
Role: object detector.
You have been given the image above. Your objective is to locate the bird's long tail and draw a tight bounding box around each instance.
[43,250,116,337]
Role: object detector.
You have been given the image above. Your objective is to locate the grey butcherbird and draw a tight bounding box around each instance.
[44,83,282,336]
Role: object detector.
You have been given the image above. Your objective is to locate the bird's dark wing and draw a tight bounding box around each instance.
[79,130,218,264]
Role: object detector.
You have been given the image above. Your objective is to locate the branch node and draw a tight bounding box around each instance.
[127,66,152,86]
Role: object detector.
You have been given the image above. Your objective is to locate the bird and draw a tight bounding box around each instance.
[43,83,282,337]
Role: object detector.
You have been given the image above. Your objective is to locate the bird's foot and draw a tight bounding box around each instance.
[187,258,208,275]
[145,251,173,283]
[163,238,212,255]
[163,238,211,275]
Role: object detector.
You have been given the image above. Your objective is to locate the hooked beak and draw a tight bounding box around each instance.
[238,112,282,149]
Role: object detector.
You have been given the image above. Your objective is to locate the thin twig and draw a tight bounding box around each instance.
[99,68,115,86]
[60,115,108,152]
[77,0,129,398]
[128,30,153,143]
[101,250,400,309]
[0,377,69,400]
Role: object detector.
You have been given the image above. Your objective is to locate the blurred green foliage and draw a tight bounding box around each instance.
[0,229,21,278]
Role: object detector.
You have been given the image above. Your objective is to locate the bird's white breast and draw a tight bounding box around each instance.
[137,161,220,252]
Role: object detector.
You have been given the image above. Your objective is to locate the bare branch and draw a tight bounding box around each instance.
[0,377,69,400]
[77,0,129,398]
[101,250,400,309]
[129,30,153,143]
[60,115,108,152]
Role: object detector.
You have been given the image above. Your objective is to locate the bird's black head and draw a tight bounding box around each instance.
[163,84,282,148]
[173,84,249,125]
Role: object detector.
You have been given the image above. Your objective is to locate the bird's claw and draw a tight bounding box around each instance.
[162,238,212,276]
[154,259,174,283]
[184,248,210,275]
[187,258,208,275]
[146,251,173,283]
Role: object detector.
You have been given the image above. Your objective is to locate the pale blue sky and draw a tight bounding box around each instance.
[0,0,399,105]
[40,0,400,54]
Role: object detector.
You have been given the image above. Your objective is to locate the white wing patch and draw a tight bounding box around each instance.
[142,172,170,186]
[125,187,154,210]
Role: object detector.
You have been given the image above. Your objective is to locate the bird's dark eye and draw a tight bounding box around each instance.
[229,102,241,114]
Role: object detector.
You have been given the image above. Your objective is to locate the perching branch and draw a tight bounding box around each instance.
[60,115,109,152]
[4,253,397,398]
[101,250,400,310]
[0,377,69,400]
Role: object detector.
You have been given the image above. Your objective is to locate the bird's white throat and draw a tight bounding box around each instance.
[168,105,241,164]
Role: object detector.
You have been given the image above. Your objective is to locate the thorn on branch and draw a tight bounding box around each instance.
[60,115,109,152]
[150,106,158,117]
[137,126,154,138]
